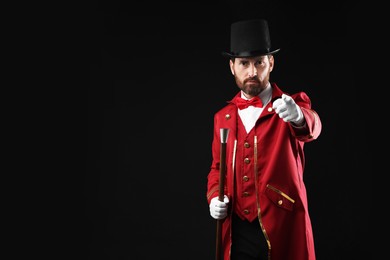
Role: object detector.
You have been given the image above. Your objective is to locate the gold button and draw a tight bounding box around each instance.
[225,114,231,120]
[268,107,273,112]
[244,158,250,164]
[243,209,249,214]
[243,176,249,181]
[243,192,249,197]
[244,142,250,148]
[278,200,283,205]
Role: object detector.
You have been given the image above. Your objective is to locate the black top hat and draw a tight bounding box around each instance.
[222,19,280,58]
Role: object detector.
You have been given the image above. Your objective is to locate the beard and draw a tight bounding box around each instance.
[235,77,265,97]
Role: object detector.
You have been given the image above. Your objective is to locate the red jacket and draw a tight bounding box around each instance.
[206,83,322,260]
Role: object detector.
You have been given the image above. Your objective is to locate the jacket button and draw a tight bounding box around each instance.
[243,209,249,214]
[268,107,273,112]
[243,176,249,182]
[225,114,231,120]
[278,200,283,205]
[244,142,250,148]
[243,192,249,197]
[244,158,250,164]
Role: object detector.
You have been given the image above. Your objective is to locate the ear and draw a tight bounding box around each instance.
[229,59,235,75]
[269,55,274,72]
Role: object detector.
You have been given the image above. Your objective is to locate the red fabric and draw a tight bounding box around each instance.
[232,118,259,222]
[206,83,322,260]
[232,96,263,109]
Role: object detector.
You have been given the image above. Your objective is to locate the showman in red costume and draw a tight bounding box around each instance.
[206,19,322,260]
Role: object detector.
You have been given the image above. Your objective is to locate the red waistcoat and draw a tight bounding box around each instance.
[234,116,259,222]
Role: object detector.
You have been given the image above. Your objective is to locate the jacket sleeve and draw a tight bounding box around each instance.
[289,92,322,142]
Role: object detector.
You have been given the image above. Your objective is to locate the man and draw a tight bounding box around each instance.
[206,19,322,260]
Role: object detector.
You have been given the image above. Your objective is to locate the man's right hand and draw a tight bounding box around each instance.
[209,195,229,220]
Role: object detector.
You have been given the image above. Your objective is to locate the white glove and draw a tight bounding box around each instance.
[272,94,304,125]
[209,195,229,220]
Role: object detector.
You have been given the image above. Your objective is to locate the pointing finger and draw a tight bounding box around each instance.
[272,98,283,109]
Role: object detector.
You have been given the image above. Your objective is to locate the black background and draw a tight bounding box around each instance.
[85,1,370,259]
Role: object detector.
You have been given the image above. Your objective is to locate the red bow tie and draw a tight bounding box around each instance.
[234,96,263,110]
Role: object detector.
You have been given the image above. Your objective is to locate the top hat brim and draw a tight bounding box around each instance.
[222,48,280,58]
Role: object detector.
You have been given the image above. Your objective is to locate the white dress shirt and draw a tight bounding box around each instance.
[238,83,272,133]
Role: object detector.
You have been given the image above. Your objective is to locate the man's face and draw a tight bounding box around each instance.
[230,55,274,98]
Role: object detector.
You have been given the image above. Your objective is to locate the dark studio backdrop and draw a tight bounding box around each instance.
[86,1,370,259]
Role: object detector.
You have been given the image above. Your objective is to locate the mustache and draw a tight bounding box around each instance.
[244,77,260,84]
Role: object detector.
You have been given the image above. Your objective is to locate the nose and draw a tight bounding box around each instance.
[248,65,257,77]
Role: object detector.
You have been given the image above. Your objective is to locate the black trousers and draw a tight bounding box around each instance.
[231,213,269,260]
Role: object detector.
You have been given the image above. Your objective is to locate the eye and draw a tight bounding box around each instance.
[256,59,263,64]
[255,59,266,66]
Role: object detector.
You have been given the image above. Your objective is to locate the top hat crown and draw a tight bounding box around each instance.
[222,19,280,58]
